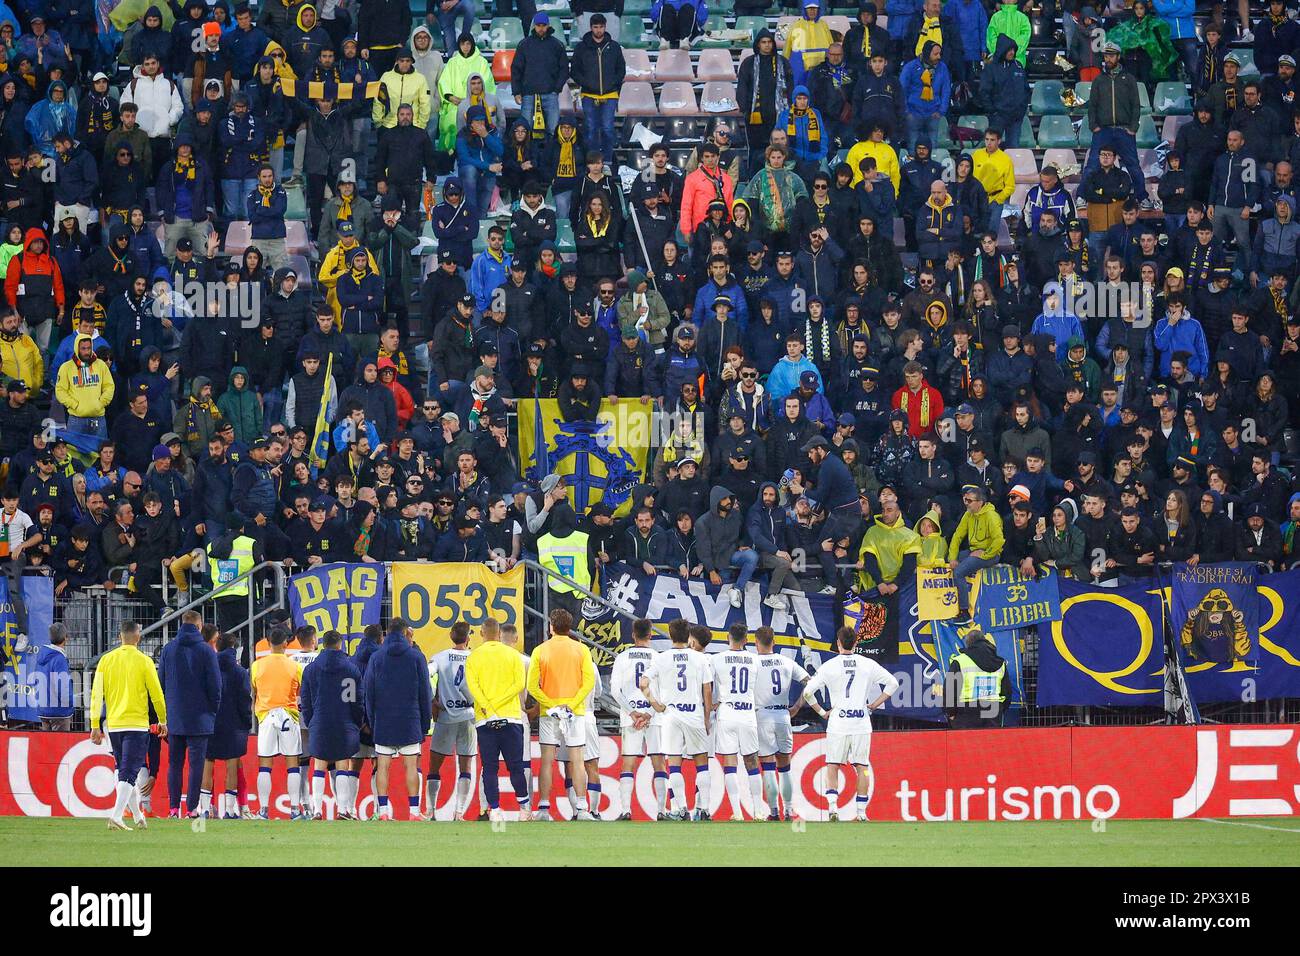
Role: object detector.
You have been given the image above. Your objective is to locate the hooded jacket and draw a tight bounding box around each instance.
[301,647,365,761]
[55,334,115,418]
[216,366,263,442]
[5,228,65,328]
[209,645,252,759]
[375,58,432,130]
[900,41,951,116]
[284,3,331,78]
[362,630,433,748]
[127,64,185,139]
[158,622,223,736]
[511,22,569,94]
[24,82,76,157]
[737,30,793,129]
[694,485,746,572]
[570,29,626,98]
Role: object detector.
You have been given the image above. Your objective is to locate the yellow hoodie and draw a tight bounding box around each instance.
[90,643,167,732]
[318,239,378,326]
[0,328,43,388]
[55,333,115,417]
[465,640,528,724]
[846,138,900,194]
[373,63,432,130]
[972,147,1015,205]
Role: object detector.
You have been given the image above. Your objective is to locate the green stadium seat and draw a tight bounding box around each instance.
[1235,48,1260,78]
[1138,83,1151,115]
[285,186,306,221]
[624,0,653,12]
[556,219,576,254]
[1071,81,1091,116]
[1136,114,1158,148]
[699,14,731,47]
[1154,81,1192,115]
[1016,115,1036,148]
[734,15,767,41]
[472,219,496,254]
[1037,114,1078,148]
[1077,124,1092,147]
[1030,79,1066,116]
[487,18,524,50]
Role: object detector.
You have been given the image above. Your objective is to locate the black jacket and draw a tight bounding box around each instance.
[511,25,570,94]
[374,123,438,187]
[569,31,625,97]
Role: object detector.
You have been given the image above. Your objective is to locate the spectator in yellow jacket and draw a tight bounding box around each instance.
[372,49,432,131]
[317,220,379,326]
[0,311,43,390]
[845,125,901,193]
[971,128,1016,233]
[55,333,116,436]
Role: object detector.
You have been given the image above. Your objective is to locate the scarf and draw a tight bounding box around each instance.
[748,49,788,125]
[184,394,221,445]
[532,95,545,133]
[1271,288,1287,321]
[556,128,578,179]
[765,169,788,230]
[337,190,353,221]
[110,245,130,274]
[257,183,275,207]
[402,517,420,545]
[897,385,934,429]
[806,316,831,365]
[859,25,870,60]
[920,64,935,101]
[787,105,820,145]
[539,258,558,279]
[915,17,941,57]
[353,525,371,557]
[174,155,196,181]
[586,214,610,238]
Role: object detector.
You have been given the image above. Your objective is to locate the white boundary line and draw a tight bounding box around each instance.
[1194,818,1300,834]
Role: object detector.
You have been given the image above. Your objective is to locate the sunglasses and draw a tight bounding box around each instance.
[813,183,829,190]
[423,405,439,411]
[741,371,758,379]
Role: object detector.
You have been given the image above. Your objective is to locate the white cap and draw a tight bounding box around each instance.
[92,72,110,82]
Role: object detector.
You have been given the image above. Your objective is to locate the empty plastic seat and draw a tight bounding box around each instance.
[1077,124,1092,147]
[285,185,306,220]
[1138,83,1151,115]
[699,14,730,46]
[286,254,313,289]
[224,221,251,255]
[1136,114,1158,148]
[1037,114,1078,148]
[664,118,699,142]
[734,15,767,42]
[1016,115,1036,148]
[701,81,739,113]
[1008,147,1037,183]
[487,18,524,50]
[956,114,989,133]
[491,50,515,84]
[1009,182,1030,210]
[617,81,659,115]
[1030,79,1066,116]
[1042,147,1082,180]
[1235,48,1260,78]
[285,221,310,255]
[823,14,850,35]
[696,48,736,81]
[654,48,694,82]
[556,219,576,253]
[1160,113,1191,143]
[659,81,700,115]
[624,48,654,81]
[1070,81,1091,114]
[1154,81,1192,115]
[624,0,653,12]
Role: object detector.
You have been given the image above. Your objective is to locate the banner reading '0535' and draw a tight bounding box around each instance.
[391,563,525,655]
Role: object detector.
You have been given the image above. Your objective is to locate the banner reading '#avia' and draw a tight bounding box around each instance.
[4,726,1296,821]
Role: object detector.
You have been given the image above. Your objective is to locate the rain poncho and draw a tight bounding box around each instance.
[1106,11,1177,80]
[436,38,494,152]
[25,81,76,158]
[742,158,808,233]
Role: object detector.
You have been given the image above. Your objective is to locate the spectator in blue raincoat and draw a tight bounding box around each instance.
[944,0,988,74]
[25,80,77,158]
[774,85,829,174]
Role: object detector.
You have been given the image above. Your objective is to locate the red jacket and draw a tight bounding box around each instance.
[679,165,735,237]
[5,228,65,321]
[892,381,945,437]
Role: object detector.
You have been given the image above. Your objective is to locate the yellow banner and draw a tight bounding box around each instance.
[917,565,959,621]
[516,399,652,517]
[390,562,525,656]
[281,79,381,100]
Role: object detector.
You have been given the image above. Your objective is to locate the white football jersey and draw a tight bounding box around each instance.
[711,649,759,728]
[611,646,660,729]
[288,647,320,667]
[803,655,900,735]
[431,647,475,723]
[753,653,810,717]
[650,645,713,727]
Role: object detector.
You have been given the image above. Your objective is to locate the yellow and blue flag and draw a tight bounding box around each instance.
[309,352,334,478]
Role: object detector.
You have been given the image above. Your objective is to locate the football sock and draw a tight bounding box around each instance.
[287,767,301,809]
[225,790,238,816]
[723,765,740,813]
[408,795,420,815]
[778,766,793,808]
[257,767,272,811]
[652,770,668,814]
[455,772,473,816]
[198,789,212,816]
[112,780,132,822]
[856,794,870,818]
[668,765,685,812]
[695,761,711,811]
[312,771,326,814]
[748,766,765,813]
[762,761,778,812]
[587,780,601,815]
[426,775,441,817]
[619,772,635,814]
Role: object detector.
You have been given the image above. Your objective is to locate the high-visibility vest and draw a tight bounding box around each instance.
[207,535,256,599]
[952,652,1006,704]
[537,530,590,596]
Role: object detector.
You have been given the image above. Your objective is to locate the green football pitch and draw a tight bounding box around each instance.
[4,817,1299,866]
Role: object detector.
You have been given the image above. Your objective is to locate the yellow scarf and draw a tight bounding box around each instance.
[174,156,196,181]
[257,183,275,207]
[915,17,941,56]
[556,128,577,179]
[787,106,820,145]
[860,24,870,59]
[898,386,933,428]
[921,65,935,101]
[586,215,609,238]
[338,191,353,221]
[532,96,545,134]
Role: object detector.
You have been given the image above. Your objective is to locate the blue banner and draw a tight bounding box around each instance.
[287,563,386,654]
[1257,568,1300,700]
[1,575,56,723]
[972,564,1061,631]
[930,618,1026,718]
[1036,578,1166,707]
[843,581,946,721]
[1171,562,1260,704]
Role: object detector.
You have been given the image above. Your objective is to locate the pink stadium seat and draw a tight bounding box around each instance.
[654,48,694,82]
[1041,148,1081,182]
[1008,147,1038,183]
[658,81,699,115]
[624,48,653,81]
[823,15,850,36]
[223,221,251,255]
[285,221,309,255]
[1009,183,1031,211]
[1161,114,1190,143]
[617,81,659,116]
[696,48,736,82]
[700,81,739,114]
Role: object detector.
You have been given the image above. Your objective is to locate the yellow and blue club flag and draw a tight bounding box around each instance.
[309,352,334,478]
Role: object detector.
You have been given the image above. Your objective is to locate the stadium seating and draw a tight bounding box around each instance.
[1161,114,1191,143]
[487,18,524,50]
[734,15,767,41]
[701,82,740,114]
[654,49,695,82]
[624,48,654,81]
[556,218,576,253]
[491,50,515,84]
[696,49,737,82]
[1070,81,1091,116]
[1136,115,1158,149]
[1030,80,1066,116]
[1009,148,1038,183]
[1042,148,1082,181]
[1037,114,1079,148]
[699,14,730,47]
[659,81,700,115]
[617,81,659,116]
[1154,81,1192,116]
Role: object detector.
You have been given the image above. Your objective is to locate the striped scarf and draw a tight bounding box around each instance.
[787,105,820,145]
[556,128,578,179]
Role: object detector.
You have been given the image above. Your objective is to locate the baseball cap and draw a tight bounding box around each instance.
[799,370,819,388]
[800,436,830,454]
[152,444,171,461]
[310,496,332,512]
[337,220,355,236]
[837,413,856,427]
[955,402,975,416]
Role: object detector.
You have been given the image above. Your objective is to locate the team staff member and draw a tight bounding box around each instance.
[362,616,433,821]
[527,608,597,821]
[945,627,1012,728]
[90,621,168,831]
[300,629,365,819]
[251,627,306,819]
[157,609,222,819]
[465,617,531,822]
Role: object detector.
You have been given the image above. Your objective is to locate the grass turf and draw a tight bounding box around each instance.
[3,816,1299,866]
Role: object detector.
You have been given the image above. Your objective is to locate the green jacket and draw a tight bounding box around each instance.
[948,502,1005,561]
[1033,525,1086,578]
[986,4,1030,67]
[364,221,421,299]
[216,366,263,443]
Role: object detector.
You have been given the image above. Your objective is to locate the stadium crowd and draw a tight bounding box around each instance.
[0,0,1298,671]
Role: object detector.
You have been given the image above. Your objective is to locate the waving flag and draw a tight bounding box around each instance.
[309,352,334,478]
